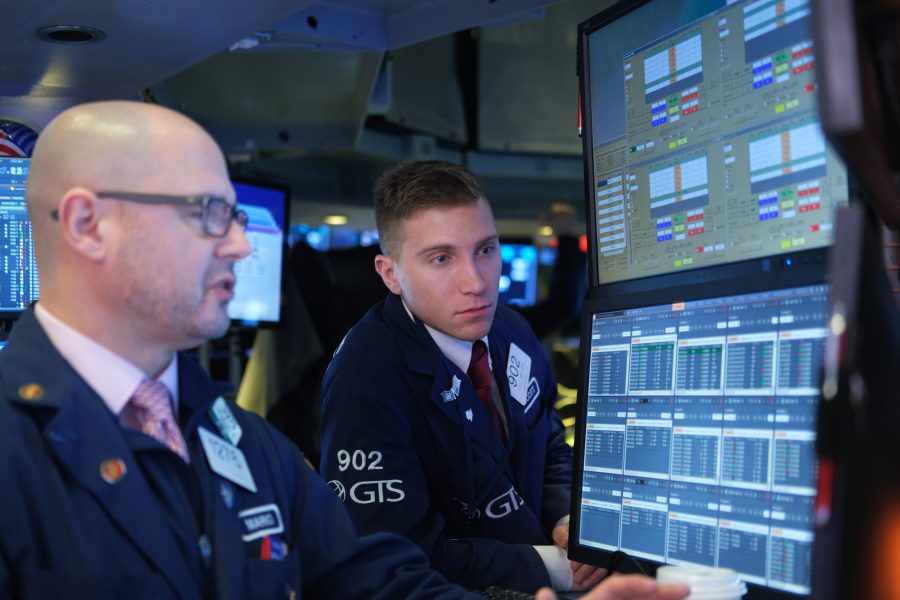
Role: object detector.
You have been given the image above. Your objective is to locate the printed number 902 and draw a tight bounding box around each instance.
[337,449,383,472]
[507,355,522,387]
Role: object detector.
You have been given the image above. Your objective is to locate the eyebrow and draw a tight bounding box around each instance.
[415,235,499,257]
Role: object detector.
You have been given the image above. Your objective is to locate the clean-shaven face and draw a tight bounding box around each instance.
[383,200,502,341]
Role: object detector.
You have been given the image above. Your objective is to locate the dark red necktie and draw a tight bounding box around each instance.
[468,340,506,442]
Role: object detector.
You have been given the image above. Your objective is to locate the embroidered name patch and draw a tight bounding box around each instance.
[238,503,284,542]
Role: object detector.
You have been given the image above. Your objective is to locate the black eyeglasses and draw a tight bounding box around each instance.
[50,191,249,238]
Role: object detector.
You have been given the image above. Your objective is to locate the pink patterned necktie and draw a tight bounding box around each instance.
[123,379,190,463]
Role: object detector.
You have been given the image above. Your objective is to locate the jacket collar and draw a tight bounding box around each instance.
[2,309,203,599]
[383,293,514,451]
[177,352,234,431]
[382,292,441,376]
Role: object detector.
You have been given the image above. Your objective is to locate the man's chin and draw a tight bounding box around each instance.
[458,324,492,342]
[209,318,233,340]
[188,314,232,345]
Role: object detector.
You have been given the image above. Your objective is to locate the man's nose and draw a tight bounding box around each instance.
[218,220,252,260]
[459,256,487,294]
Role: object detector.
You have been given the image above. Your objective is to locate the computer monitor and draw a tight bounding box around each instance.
[539,246,558,267]
[289,224,329,250]
[289,225,379,251]
[569,271,828,598]
[228,178,289,327]
[499,243,539,307]
[578,0,849,286]
[0,157,39,318]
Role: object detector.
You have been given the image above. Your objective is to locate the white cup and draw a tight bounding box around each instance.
[656,565,747,600]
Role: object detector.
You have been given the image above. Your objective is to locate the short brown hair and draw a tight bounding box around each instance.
[374,160,488,256]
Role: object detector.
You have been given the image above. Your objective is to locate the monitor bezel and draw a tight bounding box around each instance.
[568,252,829,599]
[578,0,661,289]
[577,0,840,289]
[229,175,291,329]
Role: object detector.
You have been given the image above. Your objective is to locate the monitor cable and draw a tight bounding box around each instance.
[596,550,648,585]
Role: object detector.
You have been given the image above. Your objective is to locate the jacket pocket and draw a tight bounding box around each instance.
[244,550,300,599]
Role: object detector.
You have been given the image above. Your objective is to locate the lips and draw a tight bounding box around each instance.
[209,275,236,298]
[458,304,492,318]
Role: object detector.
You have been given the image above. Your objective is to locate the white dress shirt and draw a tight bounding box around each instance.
[34,303,178,416]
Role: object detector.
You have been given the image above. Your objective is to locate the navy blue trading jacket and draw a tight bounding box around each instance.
[320,293,573,592]
[0,308,481,600]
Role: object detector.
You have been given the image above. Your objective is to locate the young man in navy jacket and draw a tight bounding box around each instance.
[321,161,603,593]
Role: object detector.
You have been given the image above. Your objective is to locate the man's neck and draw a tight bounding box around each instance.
[34,302,179,414]
[399,299,490,374]
[36,299,174,377]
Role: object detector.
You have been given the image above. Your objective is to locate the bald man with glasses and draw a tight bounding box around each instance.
[0,100,480,599]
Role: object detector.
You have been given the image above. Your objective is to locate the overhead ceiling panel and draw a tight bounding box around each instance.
[381,35,468,143]
[0,0,314,99]
[152,49,383,154]
[268,0,564,51]
[478,0,616,155]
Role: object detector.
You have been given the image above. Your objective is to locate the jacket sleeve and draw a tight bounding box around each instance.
[493,306,574,539]
[291,456,482,599]
[541,399,574,533]
[320,352,552,593]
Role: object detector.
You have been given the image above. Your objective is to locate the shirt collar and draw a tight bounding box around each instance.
[401,298,491,373]
[34,303,179,415]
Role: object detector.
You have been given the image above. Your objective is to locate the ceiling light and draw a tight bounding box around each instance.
[539,226,554,236]
[323,214,348,226]
[37,25,106,45]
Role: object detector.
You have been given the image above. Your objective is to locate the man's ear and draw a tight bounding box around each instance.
[374,254,402,295]
[57,187,108,261]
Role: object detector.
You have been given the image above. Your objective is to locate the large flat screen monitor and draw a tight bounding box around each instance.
[0,157,39,317]
[569,279,828,597]
[499,243,539,307]
[579,0,849,286]
[228,178,289,327]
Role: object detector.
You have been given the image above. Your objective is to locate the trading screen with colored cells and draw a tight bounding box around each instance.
[585,0,848,283]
